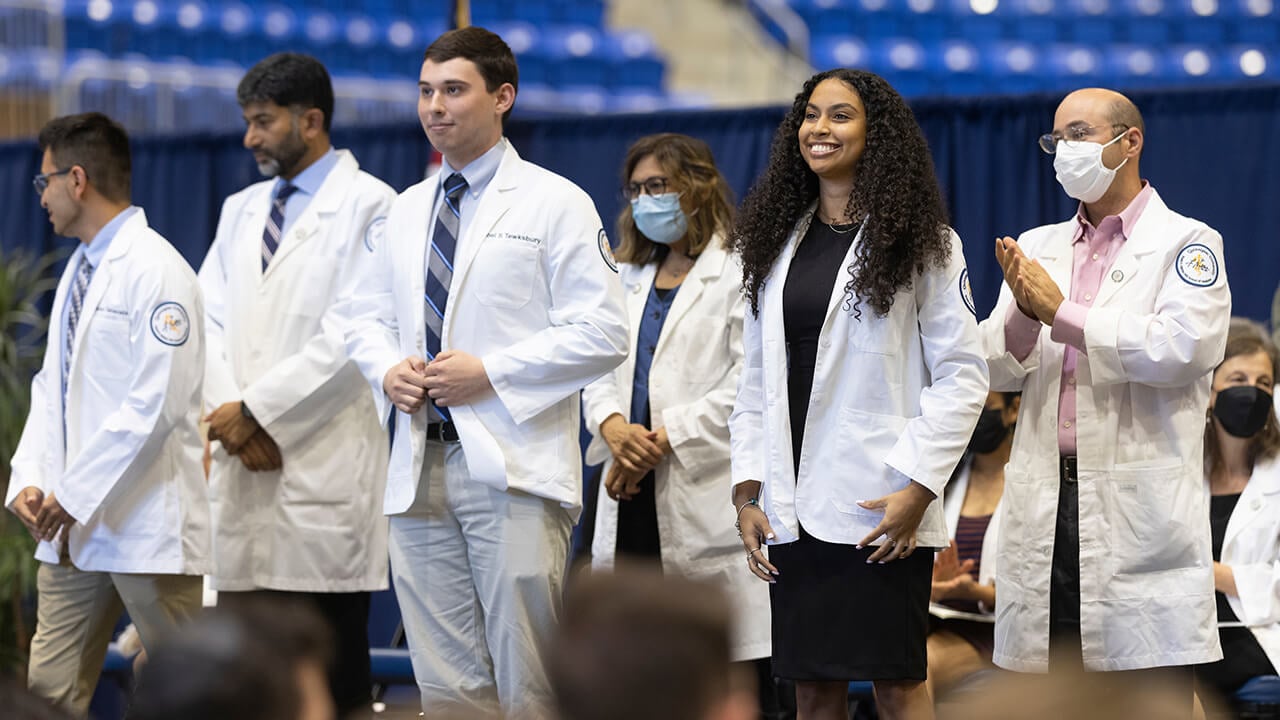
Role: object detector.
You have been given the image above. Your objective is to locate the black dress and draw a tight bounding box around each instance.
[767,219,933,682]
[1196,493,1277,699]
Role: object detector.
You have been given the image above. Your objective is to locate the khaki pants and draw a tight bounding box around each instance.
[27,558,202,718]
[389,440,572,720]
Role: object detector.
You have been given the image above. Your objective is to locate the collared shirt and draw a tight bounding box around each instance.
[1004,181,1154,454]
[275,147,339,235]
[61,205,139,397]
[423,138,506,288]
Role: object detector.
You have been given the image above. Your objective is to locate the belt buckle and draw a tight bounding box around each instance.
[429,420,460,443]
[1060,455,1078,480]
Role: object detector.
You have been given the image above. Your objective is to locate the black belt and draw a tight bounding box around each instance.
[426,421,460,443]
[1060,455,1078,481]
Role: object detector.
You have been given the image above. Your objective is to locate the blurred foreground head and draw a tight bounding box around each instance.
[127,598,334,720]
[944,663,1194,720]
[549,569,755,720]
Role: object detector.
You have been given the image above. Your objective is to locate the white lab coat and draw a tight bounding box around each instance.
[729,210,989,549]
[5,209,209,574]
[931,459,1003,619]
[978,189,1231,672]
[344,141,629,515]
[199,150,394,592]
[582,241,771,661]
[1217,454,1280,673]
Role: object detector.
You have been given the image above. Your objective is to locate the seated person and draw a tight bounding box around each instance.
[1197,319,1280,711]
[927,391,1018,700]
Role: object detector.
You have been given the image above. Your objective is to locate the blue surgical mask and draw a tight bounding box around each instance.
[631,192,687,245]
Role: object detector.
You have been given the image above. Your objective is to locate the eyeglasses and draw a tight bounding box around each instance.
[622,176,670,201]
[1037,123,1130,154]
[32,167,73,195]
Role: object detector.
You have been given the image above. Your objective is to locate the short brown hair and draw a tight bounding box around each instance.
[549,570,734,720]
[1207,318,1280,469]
[37,112,131,204]
[615,133,734,265]
[424,26,518,124]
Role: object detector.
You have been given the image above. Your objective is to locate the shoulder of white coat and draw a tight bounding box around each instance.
[352,169,397,203]
[129,228,200,287]
[516,159,597,209]
[220,178,274,214]
[1016,219,1075,252]
[1253,453,1280,492]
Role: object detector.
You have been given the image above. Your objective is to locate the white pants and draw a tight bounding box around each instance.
[28,558,202,718]
[389,440,572,719]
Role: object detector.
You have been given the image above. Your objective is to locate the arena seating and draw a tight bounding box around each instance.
[753,0,1279,96]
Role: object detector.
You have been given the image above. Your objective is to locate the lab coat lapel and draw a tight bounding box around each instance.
[1223,456,1280,552]
[1094,191,1167,308]
[448,145,517,330]
[262,151,358,278]
[68,213,142,373]
[654,243,724,361]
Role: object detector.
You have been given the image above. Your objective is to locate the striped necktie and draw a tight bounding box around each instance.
[63,253,93,387]
[424,172,468,421]
[262,182,299,271]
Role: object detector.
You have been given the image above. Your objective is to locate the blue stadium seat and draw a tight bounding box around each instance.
[1103,43,1167,87]
[542,25,608,86]
[811,36,872,70]
[608,88,666,113]
[557,84,610,114]
[1045,43,1104,83]
[1236,675,1280,712]
[556,0,607,26]
[984,41,1046,94]
[1224,43,1278,78]
[606,30,665,90]
[1165,43,1228,80]
[929,39,987,95]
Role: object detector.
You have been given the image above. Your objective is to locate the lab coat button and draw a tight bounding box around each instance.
[1253,499,1263,511]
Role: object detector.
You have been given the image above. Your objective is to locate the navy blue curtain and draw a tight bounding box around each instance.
[2,83,1277,321]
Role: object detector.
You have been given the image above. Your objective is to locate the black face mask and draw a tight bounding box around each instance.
[968,408,1009,455]
[1213,386,1274,439]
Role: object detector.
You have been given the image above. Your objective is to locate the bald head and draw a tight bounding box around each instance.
[1058,88,1144,134]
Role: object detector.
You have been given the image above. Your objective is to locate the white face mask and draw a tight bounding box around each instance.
[1052,130,1128,204]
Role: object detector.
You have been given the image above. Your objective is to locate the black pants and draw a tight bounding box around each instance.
[1048,457,1192,709]
[219,589,372,717]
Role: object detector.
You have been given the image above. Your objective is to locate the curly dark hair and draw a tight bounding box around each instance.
[732,68,951,318]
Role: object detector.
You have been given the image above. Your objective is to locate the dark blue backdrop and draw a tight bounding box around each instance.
[2,82,1277,322]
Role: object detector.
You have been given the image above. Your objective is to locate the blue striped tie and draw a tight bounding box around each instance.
[262,182,299,271]
[424,172,468,421]
[63,254,93,389]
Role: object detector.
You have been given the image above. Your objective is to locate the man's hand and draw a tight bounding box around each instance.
[423,350,492,407]
[383,357,429,413]
[205,401,259,454]
[9,486,44,539]
[35,492,74,543]
[237,430,283,473]
[996,237,1064,325]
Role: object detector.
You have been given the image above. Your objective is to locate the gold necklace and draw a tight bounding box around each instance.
[820,215,857,234]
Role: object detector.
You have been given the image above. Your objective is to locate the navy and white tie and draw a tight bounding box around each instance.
[262,182,299,271]
[424,172,468,421]
[63,253,93,387]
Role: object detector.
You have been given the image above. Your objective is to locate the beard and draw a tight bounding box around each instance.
[255,123,308,178]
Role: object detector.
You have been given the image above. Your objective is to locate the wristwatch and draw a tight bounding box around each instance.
[240,401,256,422]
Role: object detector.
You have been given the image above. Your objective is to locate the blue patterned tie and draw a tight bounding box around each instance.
[63,253,93,387]
[424,172,468,421]
[262,182,299,271]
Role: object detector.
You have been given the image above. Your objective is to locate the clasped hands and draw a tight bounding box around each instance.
[995,236,1065,326]
[382,350,492,415]
[599,414,671,501]
[10,486,72,543]
[206,401,281,472]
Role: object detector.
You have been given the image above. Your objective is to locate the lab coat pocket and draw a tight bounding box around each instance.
[292,258,337,318]
[1099,464,1199,576]
[829,409,908,521]
[86,314,134,379]
[474,241,540,309]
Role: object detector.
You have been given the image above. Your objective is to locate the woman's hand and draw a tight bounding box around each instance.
[931,545,978,602]
[604,462,647,501]
[856,481,935,563]
[734,481,779,583]
[601,414,665,473]
[1213,561,1237,597]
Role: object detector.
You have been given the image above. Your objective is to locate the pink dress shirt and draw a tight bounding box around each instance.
[1004,182,1155,455]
